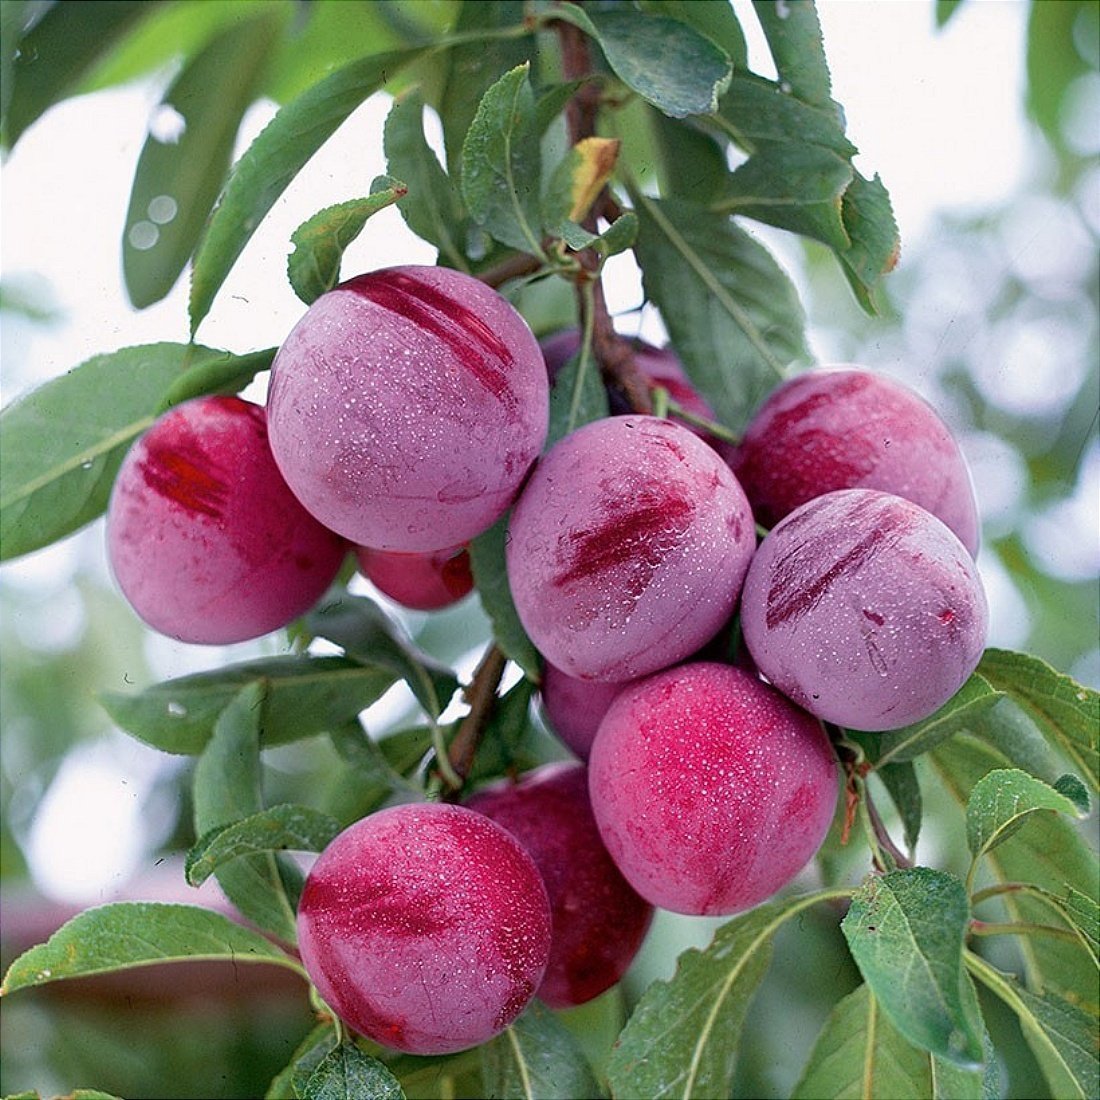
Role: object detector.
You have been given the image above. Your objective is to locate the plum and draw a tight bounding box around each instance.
[732,367,981,555]
[506,416,756,681]
[296,802,551,1055]
[588,663,838,916]
[466,762,653,1009]
[106,395,346,644]
[539,661,634,760]
[267,266,549,552]
[740,488,988,731]
[356,544,473,611]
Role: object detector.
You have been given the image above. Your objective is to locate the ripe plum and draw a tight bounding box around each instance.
[539,661,633,760]
[356,544,473,611]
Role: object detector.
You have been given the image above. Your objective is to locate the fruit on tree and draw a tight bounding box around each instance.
[588,662,838,916]
[296,802,551,1055]
[731,367,981,555]
[106,395,346,644]
[266,265,549,552]
[740,488,989,731]
[466,762,654,1009]
[539,661,634,760]
[356,544,473,611]
[507,415,756,681]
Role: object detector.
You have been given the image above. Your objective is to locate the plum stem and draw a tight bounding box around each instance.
[665,398,742,446]
[862,782,912,871]
[476,253,544,289]
[442,644,509,795]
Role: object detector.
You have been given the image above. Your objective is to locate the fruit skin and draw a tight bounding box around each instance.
[356,544,473,611]
[296,802,551,1056]
[466,762,654,1009]
[731,367,981,556]
[507,415,756,682]
[740,488,989,732]
[539,661,634,760]
[267,265,549,552]
[588,662,838,916]
[107,395,346,644]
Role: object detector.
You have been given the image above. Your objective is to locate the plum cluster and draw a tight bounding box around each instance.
[105,265,988,1056]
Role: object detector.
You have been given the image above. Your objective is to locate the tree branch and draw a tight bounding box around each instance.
[441,644,509,796]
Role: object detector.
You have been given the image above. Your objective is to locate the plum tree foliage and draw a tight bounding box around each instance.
[0,2,1097,1099]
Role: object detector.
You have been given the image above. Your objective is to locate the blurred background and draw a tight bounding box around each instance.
[1,1,1097,1096]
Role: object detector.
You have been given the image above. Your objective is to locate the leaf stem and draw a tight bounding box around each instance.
[665,398,741,445]
[969,920,1081,943]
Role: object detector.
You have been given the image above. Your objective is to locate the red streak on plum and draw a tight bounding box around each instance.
[862,609,885,625]
[346,271,515,406]
[138,434,228,520]
[307,875,451,938]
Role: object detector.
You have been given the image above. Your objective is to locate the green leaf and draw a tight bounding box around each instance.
[607,890,846,1098]
[0,901,298,995]
[287,180,408,305]
[123,13,279,309]
[557,213,638,259]
[185,803,342,887]
[189,46,424,334]
[384,88,469,269]
[877,761,923,853]
[542,137,621,233]
[193,683,301,944]
[648,111,731,205]
[791,983,933,1099]
[547,352,610,449]
[837,170,900,314]
[4,1,150,146]
[460,63,543,256]
[265,1023,336,1100]
[464,678,540,786]
[978,649,1100,792]
[966,768,1088,860]
[639,0,748,70]
[935,0,967,28]
[0,342,223,560]
[842,868,984,1067]
[1061,886,1100,966]
[751,0,836,115]
[303,1042,405,1100]
[303,593,459,718]
[967,954,1100,1100]
[1026,0,1095,156]
[100,655,398,755]
[632,192,807,433]
[156,346,275,412]
[469,514,541,680]
[480,1001,603,1099]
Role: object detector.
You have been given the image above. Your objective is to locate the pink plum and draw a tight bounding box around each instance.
[539,661,635,760]
[740,488,989,731]
[267,266,549,552]
[466,762,654,1009]
[107,395,346,644]
[296,802,551,1055]
[356,544,473,611]
[588,663,838,916]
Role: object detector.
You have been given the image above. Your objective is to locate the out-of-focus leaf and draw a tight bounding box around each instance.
[304,592,459,718]
[978,649,1099,792]
[751,0,836,114]
[185,803,342,886]
[1026,0,1096,156]
[287,179,408,304]
[935,0,967,28]
[302,1042,405,1100]
[480,1001,603,1099]
[842,868,984,1066]
[189,46,424,334]
[632,192,807,433]
[547,351,610,448]
[192,683,302,944]
[639,0,748,69]
[877,761,923,852]
[156,346,275,411]
[123,13,279,309]
[0,342,221,560]
[384,88,468,269]
[460,63,543,255]
[470,514,541,680]
[4,0,149,146]
[100,655,397,755]
[838,169,900,314]
[0,902,299,994]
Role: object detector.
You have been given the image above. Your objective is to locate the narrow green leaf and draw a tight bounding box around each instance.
[966,768,1088,859]
[265,1023,336,1100]
[156,346,275,412]
[791,983,932,1099]
[100,655,398,755]
[303,593,459,718]
[480,1001,603,1099]
[303,1042,405,1100]
[0,342,221,560]
[978,649,1100,792]
[547,352,610,449]
[632,192,808,433]
[384,89,469,269]
[842,868,984,1067]
[607,890,848,1098]
[877,761,923,853]
[186,803,342,887]
[189,46,424,333]
[287,181,408,305]
[469,514,541,680]
[639,0,748,70]
[1,901,299,995]
[751,0,836,114]
[193,683,301,944]
[4,1,149,146]
[460,63,543,256]
[123,14,279,309]
[838,170,900,314]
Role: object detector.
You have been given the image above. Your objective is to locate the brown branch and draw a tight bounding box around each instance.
[442,644,508,796]
[476,252,543,289]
